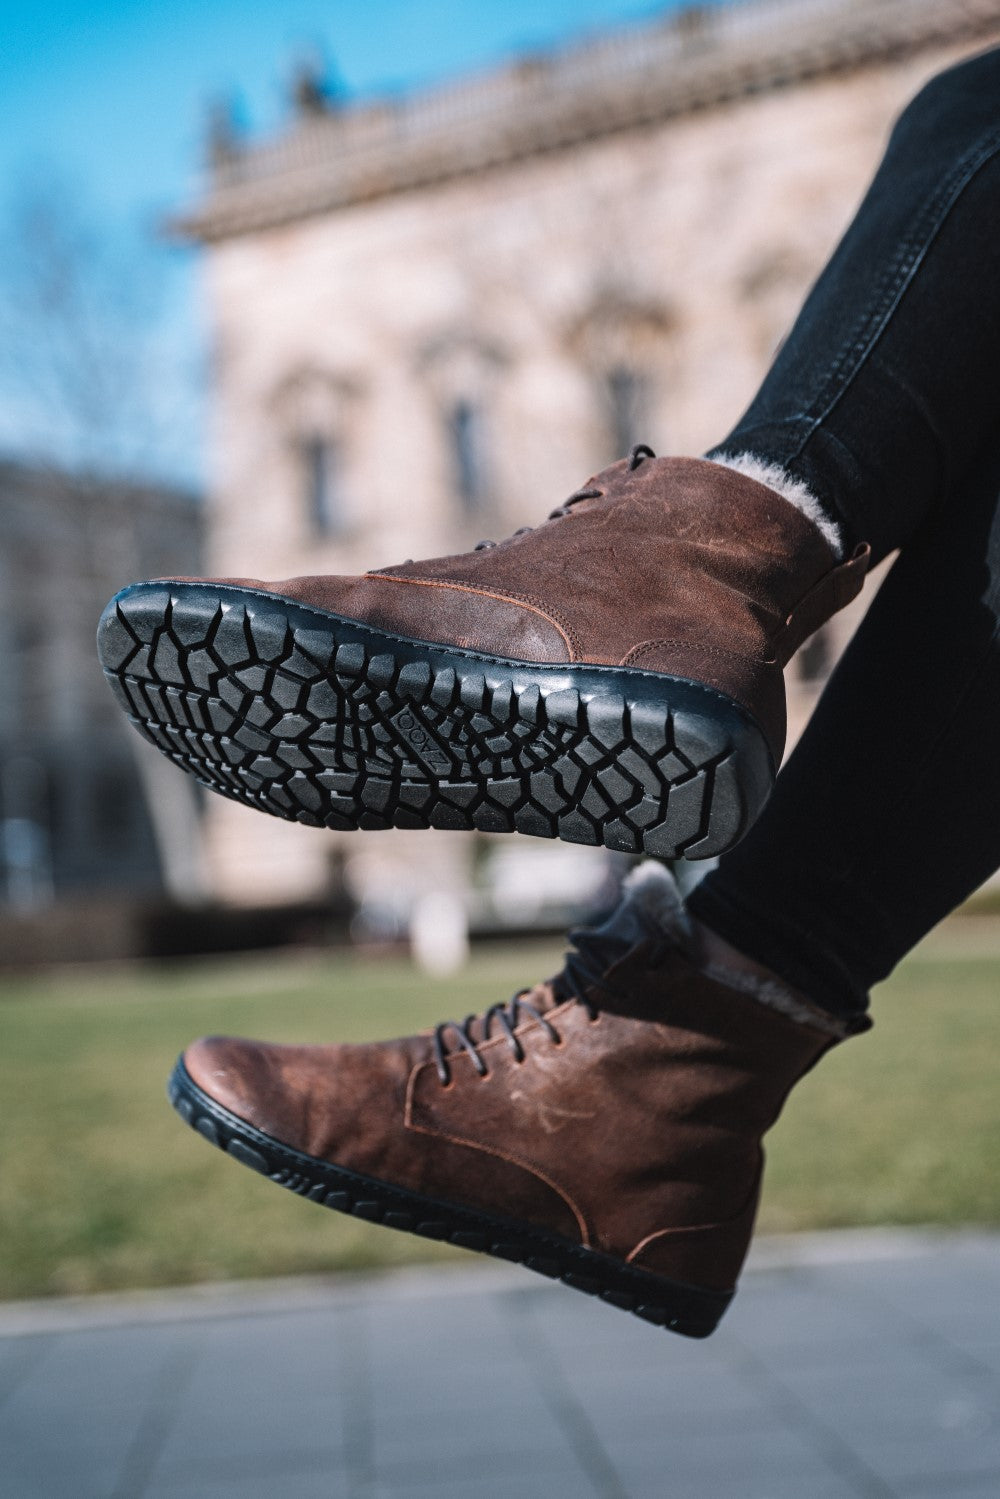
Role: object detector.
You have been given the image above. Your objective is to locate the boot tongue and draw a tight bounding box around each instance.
[514,978,562,1017]
[445,979,560,1054]
[439,864,689,1055]
[552,862,691,1006]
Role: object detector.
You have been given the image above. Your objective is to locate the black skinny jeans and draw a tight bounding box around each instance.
[688,46,1000,1021]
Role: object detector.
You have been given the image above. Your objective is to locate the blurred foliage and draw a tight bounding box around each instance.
[0,934,998,1300]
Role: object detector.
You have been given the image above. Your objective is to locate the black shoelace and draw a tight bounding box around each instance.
[473,442,655,552]
[431,905,670,1086]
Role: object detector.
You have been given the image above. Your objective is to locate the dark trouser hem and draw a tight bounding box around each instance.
[686,880,871,1026]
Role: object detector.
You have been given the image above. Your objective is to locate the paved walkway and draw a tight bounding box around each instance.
[1,1230,998,1499]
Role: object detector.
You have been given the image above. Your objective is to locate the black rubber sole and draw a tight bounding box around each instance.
[98,582,774,860]
[168,1059,733,1338]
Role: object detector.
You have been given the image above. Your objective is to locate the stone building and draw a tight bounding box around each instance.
[176,0,1000,912]
[0,463,202,909]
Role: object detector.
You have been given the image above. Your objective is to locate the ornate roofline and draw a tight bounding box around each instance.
[174,0,1000,243]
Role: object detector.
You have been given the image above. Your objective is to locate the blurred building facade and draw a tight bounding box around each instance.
[179,0,1000,910]
[0,462,202,910]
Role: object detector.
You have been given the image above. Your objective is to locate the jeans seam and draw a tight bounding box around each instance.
[788,125,1000,463]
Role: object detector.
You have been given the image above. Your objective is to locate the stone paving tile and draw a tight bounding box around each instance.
[815,1247,1000,1342]
[3,1451,112,1499]
[897,1480,1000,1499]
[605,1419,850,1486]
[917,1320,1000,1360]
[0,1329,51,1412]
[580,1400,798,1456]
[957,1342,1000,1377]
[144,1466,354,1499]
[368,1356,532,1413]
[738,1254,1000,1495]
[722,1271,912,1365]
[513,1282,732,1362]
[379,1473,597,1499]
[152,1450,352,1489]
[829,1422,1000,1492]
[559,1357,766,1423]
[356,1302,575,1481]
[625,1469,866,1499]
[367,1293,525,1366]
[372,1404,577,1471]
[0,1322,198,1499]
[152,1309,348,1475]
[2,1234,1000,1499]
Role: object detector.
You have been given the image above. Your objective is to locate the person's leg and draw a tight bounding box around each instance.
[171,858,852,1340]
[154,51,1000,1342]
[710,45,1000,564]
[689,442,1000,1022]
[101,53,1000,866]
[688,47,1000,1016]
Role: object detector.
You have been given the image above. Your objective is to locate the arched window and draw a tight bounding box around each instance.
[568,290,675,462]
[271,368,361,542]
[605,365,649,459]
[301,435,342,537]
[417,333,505,518]
[448,398,489,511]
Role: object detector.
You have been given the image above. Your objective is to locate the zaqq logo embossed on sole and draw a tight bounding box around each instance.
[389,706,455,775]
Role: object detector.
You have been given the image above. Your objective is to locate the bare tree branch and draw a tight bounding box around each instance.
[0,165,203,484]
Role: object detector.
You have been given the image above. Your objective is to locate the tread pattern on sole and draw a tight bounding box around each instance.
[98,583,774,860]
[168,1060,732,1339]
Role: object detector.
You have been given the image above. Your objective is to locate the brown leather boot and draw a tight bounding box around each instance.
[171,864,867,1337]
[99,450,868,859]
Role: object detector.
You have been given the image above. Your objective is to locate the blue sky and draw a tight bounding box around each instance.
[1,0,699,483]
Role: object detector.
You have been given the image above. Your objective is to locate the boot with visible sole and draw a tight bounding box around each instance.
[170,863,866,1337]
[99,450,868,860]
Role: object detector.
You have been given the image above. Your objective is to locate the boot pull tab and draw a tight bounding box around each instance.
[779,542,871,663]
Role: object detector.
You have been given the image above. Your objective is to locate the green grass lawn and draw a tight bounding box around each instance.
[1,931,998,1301]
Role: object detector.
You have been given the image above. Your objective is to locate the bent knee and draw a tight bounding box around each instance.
[891,48,1000,145]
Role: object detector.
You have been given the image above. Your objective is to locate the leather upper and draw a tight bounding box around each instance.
[199,454,869,765]
[184,895,841,1294]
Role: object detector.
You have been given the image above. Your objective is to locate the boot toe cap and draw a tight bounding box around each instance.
[182,1035,289,1138]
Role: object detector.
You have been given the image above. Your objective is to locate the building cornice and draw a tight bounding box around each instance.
[174,0,1000,243]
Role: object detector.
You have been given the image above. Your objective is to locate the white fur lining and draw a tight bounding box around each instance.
[621,860,847,1038]
[622,859,692,942]
[708,452,844,560]
[698,961,847,1037]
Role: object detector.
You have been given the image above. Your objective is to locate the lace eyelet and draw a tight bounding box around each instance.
[627,442,656,471]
